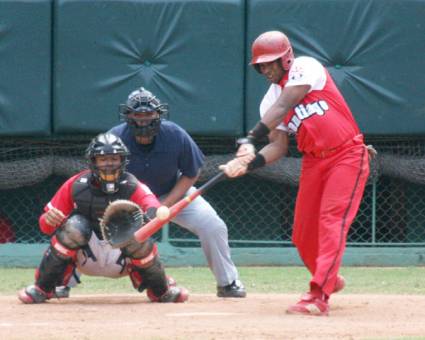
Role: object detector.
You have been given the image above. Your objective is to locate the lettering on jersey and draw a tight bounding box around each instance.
[287,100,329,133]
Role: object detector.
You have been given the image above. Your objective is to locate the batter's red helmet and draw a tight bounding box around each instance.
[250,31,294,72]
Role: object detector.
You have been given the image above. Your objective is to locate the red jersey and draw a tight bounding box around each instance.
[40,170,160,234]
[261,56,361,154]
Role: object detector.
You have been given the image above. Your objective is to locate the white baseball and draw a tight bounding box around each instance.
[156,206,170,221]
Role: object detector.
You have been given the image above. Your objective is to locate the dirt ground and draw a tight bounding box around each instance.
[0,293,424,340]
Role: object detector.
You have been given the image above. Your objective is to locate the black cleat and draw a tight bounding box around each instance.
[217,280,246,298]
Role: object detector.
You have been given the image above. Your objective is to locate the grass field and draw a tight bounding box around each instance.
[1,266,424,295]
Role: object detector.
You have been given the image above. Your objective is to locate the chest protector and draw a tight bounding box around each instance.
[72,172,138,239]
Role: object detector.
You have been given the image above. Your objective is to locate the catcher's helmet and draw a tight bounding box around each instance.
[86,133,129,194]
[250,31,294,73]
[119,87,168,138]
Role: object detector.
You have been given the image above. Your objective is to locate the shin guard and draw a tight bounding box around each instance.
[128,244,168,297]
[35,236,77,293]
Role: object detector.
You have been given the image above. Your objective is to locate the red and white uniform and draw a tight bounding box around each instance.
[261,57,370,296]
[40,170,160,278]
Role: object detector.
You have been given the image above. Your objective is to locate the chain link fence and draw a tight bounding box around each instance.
[0,135,424,247]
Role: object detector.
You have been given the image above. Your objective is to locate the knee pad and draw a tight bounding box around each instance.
[56,214,91,250]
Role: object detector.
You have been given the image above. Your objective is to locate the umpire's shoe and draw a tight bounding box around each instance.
[217,280,246,298]
[18,285,53,304]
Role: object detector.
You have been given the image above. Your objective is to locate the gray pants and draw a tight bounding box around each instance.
[164,186,239,287]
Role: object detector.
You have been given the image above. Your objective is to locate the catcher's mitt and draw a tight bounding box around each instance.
[100,199,145,248]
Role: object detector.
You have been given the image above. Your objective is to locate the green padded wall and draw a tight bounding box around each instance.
[0,0,51,136]
[53,0,244,136]
[246,0,425,135]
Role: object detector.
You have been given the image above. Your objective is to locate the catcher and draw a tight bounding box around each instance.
[18,133,188,304]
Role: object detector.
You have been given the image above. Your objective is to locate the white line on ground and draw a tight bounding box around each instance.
[0,322,50,327]
[166,312,243,317]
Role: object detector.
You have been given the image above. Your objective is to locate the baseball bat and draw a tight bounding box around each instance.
[134,171,227,243]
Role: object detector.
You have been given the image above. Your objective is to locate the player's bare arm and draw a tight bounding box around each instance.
[258,129,289,164]
[224,86,301,178]
[220,130,289,178]
[234,84,310,166]
[161,171,200,207]
[261,84,310,130]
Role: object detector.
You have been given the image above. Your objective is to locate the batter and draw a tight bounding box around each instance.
[220,31,372,316]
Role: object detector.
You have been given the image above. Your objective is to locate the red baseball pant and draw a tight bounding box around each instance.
[292,141,370,296]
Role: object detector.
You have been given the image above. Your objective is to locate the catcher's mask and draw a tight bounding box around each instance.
[86,133,129,194]
[119,87,168,138]
[250,31,294,73]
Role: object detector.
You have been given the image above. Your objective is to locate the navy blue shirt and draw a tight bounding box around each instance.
[109,121,205,196]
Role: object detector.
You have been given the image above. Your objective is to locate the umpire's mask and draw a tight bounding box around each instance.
[119,87,168,139]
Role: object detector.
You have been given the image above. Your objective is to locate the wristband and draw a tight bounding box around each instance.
[247,153,266,171]
[248,121,270,141]
[236,136,255,147]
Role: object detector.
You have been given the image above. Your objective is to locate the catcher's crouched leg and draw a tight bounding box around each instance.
[123,239,189,303]
[18,215,91,304]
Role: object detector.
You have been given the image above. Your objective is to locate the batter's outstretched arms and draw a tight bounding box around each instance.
[221,84,308,179]
[220,129,289,178]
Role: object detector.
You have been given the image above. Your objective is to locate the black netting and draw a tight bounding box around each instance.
[0,135,425,246]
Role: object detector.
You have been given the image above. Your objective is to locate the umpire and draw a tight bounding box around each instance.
[109,87,246,298]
